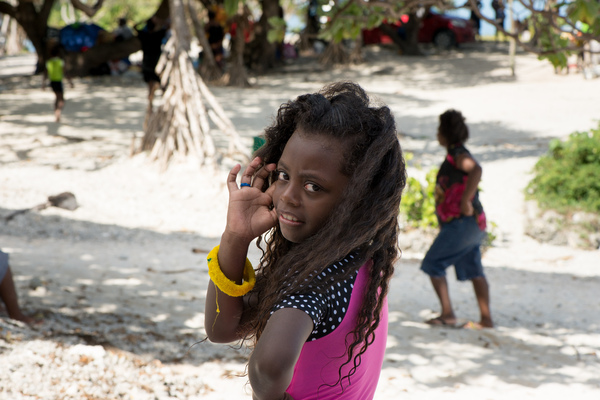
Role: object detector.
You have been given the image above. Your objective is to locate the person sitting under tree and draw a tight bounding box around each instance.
[0,250,39,325]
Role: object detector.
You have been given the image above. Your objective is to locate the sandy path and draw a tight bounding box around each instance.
[0,45,599,399]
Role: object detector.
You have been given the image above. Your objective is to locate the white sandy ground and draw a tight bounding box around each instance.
[0,44,599,399]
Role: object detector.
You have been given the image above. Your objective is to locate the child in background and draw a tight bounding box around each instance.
[421,109,493,329]
[43,45,73,122]
[205,10,225,70]
[135,17,168,108]
[204,82,406,399]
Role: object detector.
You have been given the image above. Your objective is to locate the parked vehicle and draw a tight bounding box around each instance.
[363,11,476,49]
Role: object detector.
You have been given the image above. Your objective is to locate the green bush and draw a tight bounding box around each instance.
[400,167,438,229]
[400,159,497,248]
[526,125,600,213]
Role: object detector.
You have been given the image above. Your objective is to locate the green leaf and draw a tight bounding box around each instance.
[267,16,286,43]
[224,0,239,18]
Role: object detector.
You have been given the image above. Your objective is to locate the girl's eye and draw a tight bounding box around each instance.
[305,183,321,192]
[275,170,288,181]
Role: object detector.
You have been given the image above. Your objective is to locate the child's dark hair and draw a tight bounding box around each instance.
[439,109,469,145]
[249,81,406,389]
[49,45,61,58]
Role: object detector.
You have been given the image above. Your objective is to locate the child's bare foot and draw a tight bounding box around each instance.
[7,311,43,326]
[480,317,494,328]
[425,316,457,327]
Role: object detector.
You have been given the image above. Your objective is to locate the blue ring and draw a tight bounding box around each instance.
[240,183,251,188]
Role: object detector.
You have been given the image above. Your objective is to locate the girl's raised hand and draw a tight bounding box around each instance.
[225,157,277,244]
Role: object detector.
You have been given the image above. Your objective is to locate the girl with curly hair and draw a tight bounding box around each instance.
[204,81,406,399]
[421,109,493,330]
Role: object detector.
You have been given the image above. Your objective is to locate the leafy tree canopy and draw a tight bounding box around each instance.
[268,0,600,68]
[47,0,161,30]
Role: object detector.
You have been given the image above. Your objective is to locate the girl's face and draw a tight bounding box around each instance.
[272,131,350,244]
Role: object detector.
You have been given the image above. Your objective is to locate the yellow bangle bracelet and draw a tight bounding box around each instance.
[207,245,255,297]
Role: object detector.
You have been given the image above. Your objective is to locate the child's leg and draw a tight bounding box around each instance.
[428,275,456,325]
[421,220,471,326]
[423,217,487,326]
[472,276,493,328]
[0,266,34,324]
[55,91,65,122]
[452,218,493,329]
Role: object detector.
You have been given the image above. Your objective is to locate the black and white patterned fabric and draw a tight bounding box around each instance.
[272,253,360,341]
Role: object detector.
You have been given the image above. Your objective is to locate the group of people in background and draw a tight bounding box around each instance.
[469,0,506,40]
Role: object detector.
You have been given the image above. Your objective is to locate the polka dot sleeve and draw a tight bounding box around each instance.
[271,253,360,341]
[272,292,327,333]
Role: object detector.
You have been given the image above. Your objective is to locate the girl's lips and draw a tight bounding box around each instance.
[279,212,303,225]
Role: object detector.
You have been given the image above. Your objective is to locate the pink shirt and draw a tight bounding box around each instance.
[286,262,388,399]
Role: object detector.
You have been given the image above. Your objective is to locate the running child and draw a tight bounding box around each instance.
[43,45,73,122]
[204,82,406,399]
[421,109,493,329]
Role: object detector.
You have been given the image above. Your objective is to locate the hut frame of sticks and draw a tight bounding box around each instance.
[134,0,249,170]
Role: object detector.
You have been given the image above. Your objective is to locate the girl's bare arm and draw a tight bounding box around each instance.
[455,153,482,216]
[204,158,277,343]
[249,308,312,400]
[204,232,253,343]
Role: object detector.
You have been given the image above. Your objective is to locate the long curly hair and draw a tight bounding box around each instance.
[245,81,406,389]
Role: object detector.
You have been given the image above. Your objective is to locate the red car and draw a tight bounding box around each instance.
[363,11,475,49]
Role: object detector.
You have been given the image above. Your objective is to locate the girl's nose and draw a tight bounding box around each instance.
[280,183,301,206]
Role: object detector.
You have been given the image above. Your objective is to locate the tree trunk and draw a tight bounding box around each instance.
[1,15,25,55]
[0,14,8,55]
[319,41,349,66]
[379,13,422,56]
[63,37,142,77]
[226,10,250,87]
[403,13,421,55]
[245,0,280,73]
[6,0,55,73]
[299,0,320,52]
[348,35,363,64]
[154,0,170,20]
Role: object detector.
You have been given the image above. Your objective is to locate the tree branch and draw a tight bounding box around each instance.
[40,0,55,23]
[69,0,104,18]
[0,1,17,17]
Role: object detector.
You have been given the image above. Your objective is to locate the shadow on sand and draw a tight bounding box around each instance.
[2,208,598,393]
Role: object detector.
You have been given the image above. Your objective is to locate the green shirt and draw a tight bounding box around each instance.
[46,57,64,82]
